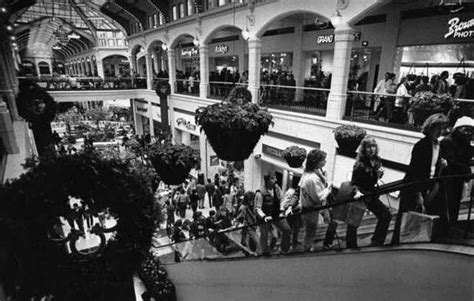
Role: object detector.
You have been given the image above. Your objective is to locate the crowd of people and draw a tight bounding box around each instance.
[163,115,473,258]
[364,71,474,125]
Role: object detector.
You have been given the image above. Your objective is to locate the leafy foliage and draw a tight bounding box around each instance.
[0,151,164,299]
[155,80,171,97]
[225,86,252,105]
[410,92,454,111]
[139,255,176,300]
[283,146,307,161]
[333,124,367,140]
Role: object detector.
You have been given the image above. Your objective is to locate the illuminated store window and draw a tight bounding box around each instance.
[179,3,185,18]
[172,6,177,20]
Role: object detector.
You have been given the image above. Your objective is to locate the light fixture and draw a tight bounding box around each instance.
[0,7,7,14]
[330,9,342,26]
[12,42,17,47]
[193,36,200,47]
[161,43,168,51]
[241,27,250,40]
[10,36,15,41]
[68,32,80,39]
[6,24,13,31]
[53,45,62,50]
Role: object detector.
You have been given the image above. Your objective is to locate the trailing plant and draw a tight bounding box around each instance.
[138,254,176,301]
[155,80,171,97]
[195,86,273,161]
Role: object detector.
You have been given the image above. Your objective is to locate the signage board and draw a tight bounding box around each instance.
[181,47,199,57]
[215,44,229,54]
[444,17,474,39]
[262,144,284,159]
[317,34,334,44]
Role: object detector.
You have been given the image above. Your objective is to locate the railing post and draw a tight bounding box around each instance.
[146,53,154,90]
[168,49,177,93]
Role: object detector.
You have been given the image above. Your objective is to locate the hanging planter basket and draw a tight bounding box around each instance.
[155,80,171,97]
[333,125,366,156]
[17,79,57,123]
[195,87,273,161]
[148,142,200,185]
[411,92,454,127]
[282,146,307,168]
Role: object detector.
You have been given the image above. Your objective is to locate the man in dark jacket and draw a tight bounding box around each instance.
[432,117,473,236]
[205,179,216,208]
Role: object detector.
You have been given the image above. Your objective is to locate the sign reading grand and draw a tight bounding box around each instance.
[317,34,334,44]
[444,17,474,39]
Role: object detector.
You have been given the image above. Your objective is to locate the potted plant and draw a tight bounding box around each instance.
[147,141,200,185]
[333,124,367,156]
[17,79,58,124]
[195,86,273,161]
[410,92,454,126]
[155,79,171,97]
[282,145,307,168]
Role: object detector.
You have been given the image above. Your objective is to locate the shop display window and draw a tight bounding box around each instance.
[397,44,474,81]
[261,52,293,74]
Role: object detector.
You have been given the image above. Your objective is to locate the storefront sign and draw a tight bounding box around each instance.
[135,101,148,115]
[215,44,229,54]
[136,107,148,113]
[176,117,197,131]
[317,34,334,44]
[444,17,474,39]
[262,144,284,159]
[181,47,199,57]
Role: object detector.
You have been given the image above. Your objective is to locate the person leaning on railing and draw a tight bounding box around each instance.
[297,149,333,252]
[346,137,391,248]
[428,116,474,238]
[391,113,449,245]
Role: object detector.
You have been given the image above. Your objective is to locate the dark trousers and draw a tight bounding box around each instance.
[347,198,391,247]
[178,204,187,218]
[259,219,291,254]
[286,215,302,247]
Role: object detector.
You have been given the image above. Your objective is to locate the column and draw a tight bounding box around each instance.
[161,55,167,72]
[199,132,209,179]
[167,49,177,93]
[293,24,304,102]
[96,58,104,78]
[378,8,401,80]
[114,64,120,77]
[181,131,191,146]
[153,53,159,73]
[85,60,90,75]
[147,99,154,137]
[90,59,96,76]
[326,23,355,120]
[247,38,262,103]
[199,45,209,98]
[145,53,154,89]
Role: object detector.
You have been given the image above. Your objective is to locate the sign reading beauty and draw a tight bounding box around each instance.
[176,117,197,131]
[444,17,474,39]
[181,47,199,57]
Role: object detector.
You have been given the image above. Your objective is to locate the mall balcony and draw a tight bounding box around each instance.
[0,0,473,300]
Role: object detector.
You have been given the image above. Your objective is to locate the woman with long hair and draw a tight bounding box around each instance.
[346,137,392,248]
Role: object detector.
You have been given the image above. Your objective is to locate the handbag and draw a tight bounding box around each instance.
[400,211,439,243]
[331,182,368,227]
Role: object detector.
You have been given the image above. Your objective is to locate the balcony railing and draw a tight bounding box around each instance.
[17,76,147,90]
[209,81,247,100]
[175,79,200,97]
[259,84,329,116]
[344,91,474,131]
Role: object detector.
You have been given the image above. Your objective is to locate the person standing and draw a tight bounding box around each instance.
[235,190,260,254]
[431,116,473,236]
[177,188,189,218]
[205,179,216,208]
[346,137,392,248]
[165,200,176,236]
[196,181,206,209]
[255,172,291,255]
[437,71,449,95]
[213,187,223,211]
[391,113,449,245]
[282,178,302,250]
[298,149,332,252]
[189,189,199,213]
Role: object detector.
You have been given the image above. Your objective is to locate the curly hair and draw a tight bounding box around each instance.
[421,113,448,136]
[304,149,327,172]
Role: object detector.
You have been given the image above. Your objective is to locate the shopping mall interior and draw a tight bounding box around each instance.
[0,0,473,300]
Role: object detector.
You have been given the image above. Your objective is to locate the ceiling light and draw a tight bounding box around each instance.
[193,36,200,47]
[241,28,250,41]
[68,33,80,39]
[6,25,13,31]
[161,43,168,51]
[330,10,342,26]
[12,42,17,47]
[10,36,16,41]
[53,45,62,50]
[0,7,7,14]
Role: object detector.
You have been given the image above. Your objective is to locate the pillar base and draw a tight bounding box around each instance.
[326,92,348,120]
[199,83,209,99]
[244,154,262,192]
